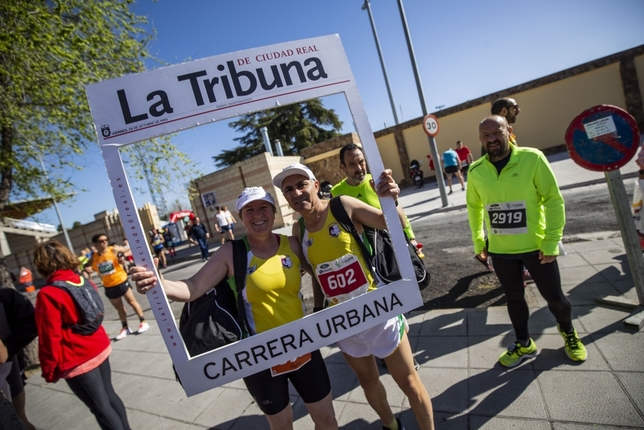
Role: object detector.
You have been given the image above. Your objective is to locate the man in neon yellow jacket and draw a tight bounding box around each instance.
[466,115,587,368]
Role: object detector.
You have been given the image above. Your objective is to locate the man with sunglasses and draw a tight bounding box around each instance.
[482,98,521,157]
[87,234,149,340]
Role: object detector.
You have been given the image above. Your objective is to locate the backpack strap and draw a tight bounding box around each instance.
[328,197,376,278]
[298,217,305,241]
[231,239,251,336]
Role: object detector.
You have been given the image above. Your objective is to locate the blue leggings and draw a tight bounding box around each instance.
[65,358,130,430]
[492,253,572,341]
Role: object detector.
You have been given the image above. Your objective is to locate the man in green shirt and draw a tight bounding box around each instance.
[331,143,423,257]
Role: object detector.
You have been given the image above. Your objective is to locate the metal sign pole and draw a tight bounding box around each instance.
[605,169,644,305]
[565,104,643,329]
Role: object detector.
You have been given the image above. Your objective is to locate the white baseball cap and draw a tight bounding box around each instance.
[235,187,276,211]
[272,163,317,190]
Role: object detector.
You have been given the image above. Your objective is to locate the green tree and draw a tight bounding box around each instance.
[213,99,343,168]
[0,1,196,288]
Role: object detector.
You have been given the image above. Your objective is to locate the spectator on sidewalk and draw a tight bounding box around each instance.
[455,140,474,179]
[222,206,236,235]
[162,228,177,259]
[442,148,465,194]
[86,234,149,340]
[215,206,235,245]
[466,115,587,368]
[33,241,131,430]
[0,287,38,430]
[189,217,210,262]
[150,229,167,269]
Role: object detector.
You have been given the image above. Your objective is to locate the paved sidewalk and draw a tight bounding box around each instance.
[23,238,644,429]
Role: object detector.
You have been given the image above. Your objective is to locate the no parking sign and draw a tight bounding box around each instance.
[565,104,644,313]
[564,105,640,171]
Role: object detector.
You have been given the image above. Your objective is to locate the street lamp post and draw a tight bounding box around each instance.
[362,0,399,126]
[396,0,448,207]
[38,155,74,253]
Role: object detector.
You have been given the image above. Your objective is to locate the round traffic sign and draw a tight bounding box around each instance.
[564,105,640,172]
[422,114,439,137]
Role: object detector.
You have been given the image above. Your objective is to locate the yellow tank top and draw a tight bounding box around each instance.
[243,235,305,334]
[91,247,128,287]
[302,208,377,306]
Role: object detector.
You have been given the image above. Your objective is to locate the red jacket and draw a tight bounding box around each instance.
[35,269,110,383]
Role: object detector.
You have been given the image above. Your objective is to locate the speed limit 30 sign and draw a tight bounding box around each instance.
[423,114,439,137]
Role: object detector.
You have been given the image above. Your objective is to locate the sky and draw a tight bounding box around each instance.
[27,0,644,228]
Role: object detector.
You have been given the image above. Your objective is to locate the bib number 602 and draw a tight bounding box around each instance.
[327,269,356,290]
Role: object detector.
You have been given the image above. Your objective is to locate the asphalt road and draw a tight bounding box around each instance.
[412,182,628,310]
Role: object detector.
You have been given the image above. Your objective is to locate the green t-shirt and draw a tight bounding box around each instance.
[331,174,415,240]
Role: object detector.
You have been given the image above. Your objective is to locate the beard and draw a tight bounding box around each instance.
[486,139,508,159]
[351,171,366,182]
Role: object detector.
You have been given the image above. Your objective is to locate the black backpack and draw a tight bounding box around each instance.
[178,239,249,358]
[328,197,431,290]
[50,278,105,335]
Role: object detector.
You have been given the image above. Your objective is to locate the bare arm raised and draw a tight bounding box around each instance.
[131,242,234,302]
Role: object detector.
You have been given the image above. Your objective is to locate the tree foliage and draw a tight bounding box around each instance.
[0,0,197,287]
[213,99,343,168]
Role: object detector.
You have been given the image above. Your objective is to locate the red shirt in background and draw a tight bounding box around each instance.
[455,146,472,164]
[427,155,435,171]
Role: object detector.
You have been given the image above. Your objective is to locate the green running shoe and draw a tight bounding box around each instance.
[498,339,538,368]
[558,325,587,362]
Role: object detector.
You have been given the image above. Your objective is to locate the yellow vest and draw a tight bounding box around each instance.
[243,235,305,334]
[302,209,377,306]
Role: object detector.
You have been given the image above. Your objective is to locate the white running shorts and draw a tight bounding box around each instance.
[337,314,407,359]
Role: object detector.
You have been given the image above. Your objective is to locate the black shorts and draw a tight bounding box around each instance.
[220,225,231,233]
[461,164,469,174]
[445,165,459,174]
[104,280,131,299]
[153,246,164,256]
[243,349,331,415]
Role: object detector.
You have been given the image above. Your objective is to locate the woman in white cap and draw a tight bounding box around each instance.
[132,187,337,430]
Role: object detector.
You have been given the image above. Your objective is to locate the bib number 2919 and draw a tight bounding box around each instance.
[486,201,528,235]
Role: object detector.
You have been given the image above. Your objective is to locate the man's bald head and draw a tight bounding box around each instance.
[479,115,509,131]
[479,115,512,161]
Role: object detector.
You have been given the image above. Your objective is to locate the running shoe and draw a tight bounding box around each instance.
[115,327,130,341]
[558,325,587,362]
[138,321,150,334]
[498,339,538,368]
[382,417,405,430]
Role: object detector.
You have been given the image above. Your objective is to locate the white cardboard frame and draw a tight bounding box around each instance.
[86,34,422,396]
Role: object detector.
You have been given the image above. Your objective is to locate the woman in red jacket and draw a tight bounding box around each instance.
[33,241,130,430]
